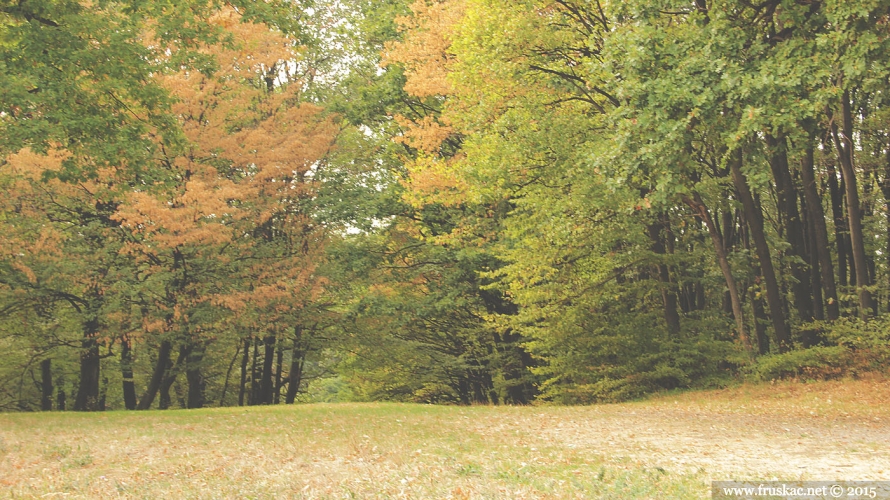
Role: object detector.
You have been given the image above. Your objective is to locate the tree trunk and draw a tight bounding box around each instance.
[647,217,681,335]
[40,359,53,411]
[831,91,874,316]
[729,151,792,351]
[826,160,849,288]
[882,147,890,312]
[801,143,839,321]
[249,338,260,405]
[120,335,137,410]
[285,325,306,404]
[159,344,190,410]
[274,344,283,405]
[186,344,205,409]
[259,334,276,405]
[220,342,241,407]
[684,192,752,354]
[238,337,250,406]
[56,379,66,411]
[74,316,101,411]
[765,134,815,325]
[136,340,172,410]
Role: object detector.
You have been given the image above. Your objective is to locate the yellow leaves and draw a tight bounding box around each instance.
[401,154,470,208]
[369,284,397,298]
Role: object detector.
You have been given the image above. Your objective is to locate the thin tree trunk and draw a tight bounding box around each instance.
[238,337,250,406]
[647,217,681,335]
[120,335,137,410]
[684,192,752,354]
[56,378,66,411]
[766,134,815,324]
[831,91,874,316]
[827,160,849,287]
[285,325,306,404]
[137,340,172,410]
[801,143,839,321]
[274,344,283,405]
[249,338,260,405]
[882,146,890,312]
[220,342,241,407]
[40,359,53,411]
[186,344,205,409]
[729,151,792,351]
[259,334,276,405]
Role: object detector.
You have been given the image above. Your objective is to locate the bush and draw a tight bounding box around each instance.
[746,315,890,381]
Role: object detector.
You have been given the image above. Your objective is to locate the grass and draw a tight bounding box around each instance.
[0,404,705,499]
[1,377,887,499]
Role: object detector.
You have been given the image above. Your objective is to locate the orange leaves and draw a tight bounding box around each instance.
[384,0,466,99]
[4,147,68,179]
[9,261,37,284]
[394,115,454,153]
[401,154,469,209]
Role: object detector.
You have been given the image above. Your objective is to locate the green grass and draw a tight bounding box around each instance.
[0,403,707,499]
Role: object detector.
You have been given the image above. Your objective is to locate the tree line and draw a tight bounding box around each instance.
[2,0,889,410]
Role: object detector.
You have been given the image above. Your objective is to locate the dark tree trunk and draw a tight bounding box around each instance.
[259,335,276,405]
[647,217,681,335]
[274,344,283,405]
[749,287,771,355]
[741,203,769,355]
[158,380,173,409]
[186,344,205,409]
[220,342,241,407]
[285,326,306,404]
[56,380,66,411]
[159,344,191,410]
[827,161,849,287]
[831,91,873,316]
[238,337,250,406]
[249,338,260,405]
[137,340,172,410]
[457,378,470,405]
[120,335,137,410]
[40,359,53,411]
[806,204,825,322]
[74,317,101,411]
[802,143,839,321]
[684,192,751,353]
[695,282,706,311]
[766,134,815,325]
[729,151,792,351]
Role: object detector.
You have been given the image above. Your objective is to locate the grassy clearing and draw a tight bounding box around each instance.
[1,378,887,499]
[0,404,704,499]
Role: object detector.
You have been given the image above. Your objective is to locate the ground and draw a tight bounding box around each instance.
[1,377,888,498]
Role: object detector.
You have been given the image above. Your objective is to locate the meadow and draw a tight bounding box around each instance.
[2,378,889,499]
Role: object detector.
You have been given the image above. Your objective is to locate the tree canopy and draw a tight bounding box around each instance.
[3,0,890,410]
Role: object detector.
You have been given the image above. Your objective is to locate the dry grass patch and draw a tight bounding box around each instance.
[2,379,888,498]
[0,404,703,499]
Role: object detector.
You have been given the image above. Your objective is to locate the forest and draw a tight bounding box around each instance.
[1,0,890,412]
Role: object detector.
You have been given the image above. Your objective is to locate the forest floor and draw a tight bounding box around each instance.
[1,377,889,499]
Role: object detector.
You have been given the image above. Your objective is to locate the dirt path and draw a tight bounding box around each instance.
[547,407,887,479]
[503,390,890,481]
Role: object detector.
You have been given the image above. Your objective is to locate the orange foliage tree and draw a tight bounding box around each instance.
[113,10,339,409]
